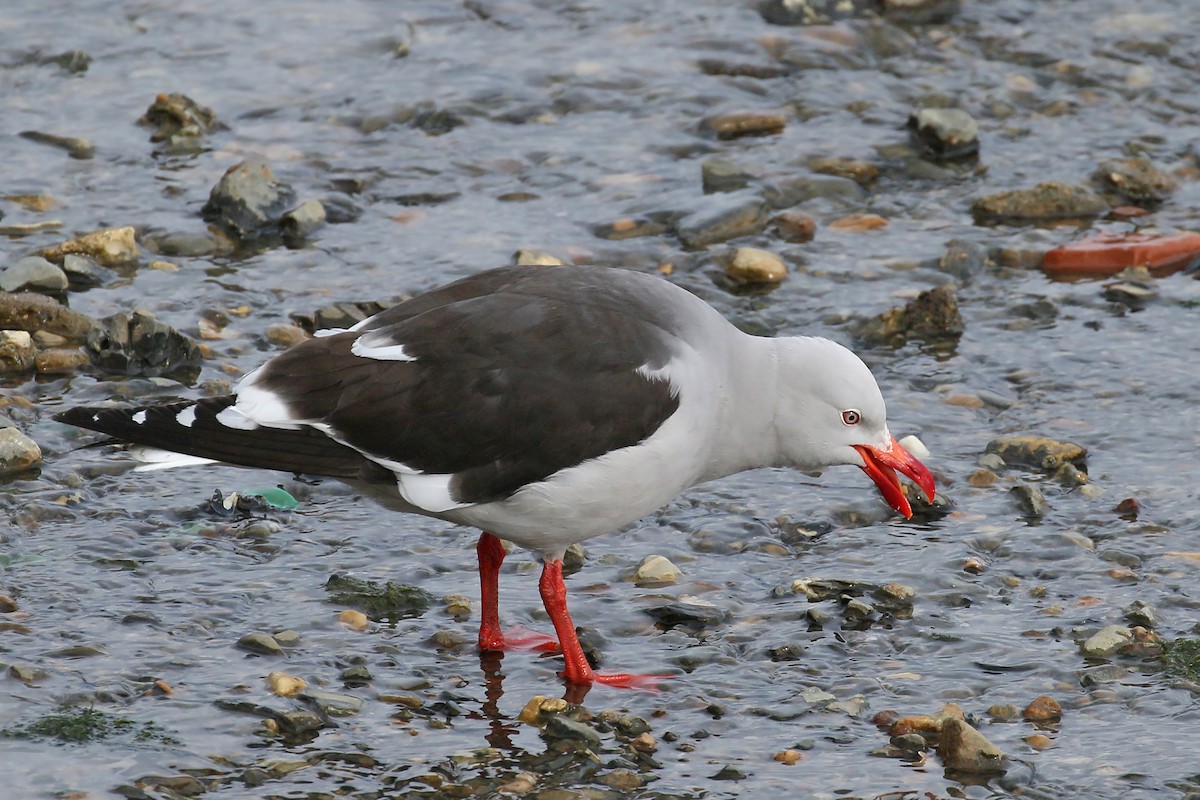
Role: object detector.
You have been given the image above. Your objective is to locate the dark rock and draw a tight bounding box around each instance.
[711,765,747,780]
[853,285,964,346]
[972,182,1108,223]
[60,254,111,289]
[1124,600,1158,629]
[761,173,865,209]
[674,193,769,249]
[44,49,91,73]
[201,160,298,241]
[908,108,979,161]
[697,58,790,79]
[644,600,729,631]
[543,715,602,748]
[807,156,879,186]
[882,0,961,24]
[1093,157,1177,206]
[19,130,95,159]
[324,573,434,622]
[85,310,203,377]
[138,93,225,147]
[702,158,755,194]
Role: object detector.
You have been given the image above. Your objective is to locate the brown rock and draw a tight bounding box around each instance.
[34,348,89,374]
[0,292,99,340]
[855,285,964,346]
[828,213,889,232]
[1022,695,1062,722]
[937,717,1006,774]
[1025,734,1054,750]
[985,436,1087,473]
[1093,157,1177,205]
[337,609,368,631]
[771,211,816,243]
[699,111,786,140]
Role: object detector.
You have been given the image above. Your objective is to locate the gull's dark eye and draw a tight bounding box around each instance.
[841,409,861,426]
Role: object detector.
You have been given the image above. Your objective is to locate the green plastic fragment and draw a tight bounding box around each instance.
[243,486,299,510]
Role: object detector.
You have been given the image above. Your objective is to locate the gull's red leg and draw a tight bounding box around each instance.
[476,533,558,652]
[537,558,671,690]
[476,532,507,651]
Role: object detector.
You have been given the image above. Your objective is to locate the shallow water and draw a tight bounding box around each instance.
[4,0,1200,797]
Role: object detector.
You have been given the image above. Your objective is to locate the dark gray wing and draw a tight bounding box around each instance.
[251,266,684,505]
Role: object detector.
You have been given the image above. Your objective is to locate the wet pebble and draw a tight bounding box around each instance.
[632,554,681,585]
[266,671,308,697]
[592,216,669,241]
[986,703,1020,721]
[1022,695,1062,723]
[971,182,1107,223]
[0,595,17,613]
[1,257,68,293]
[265,323,310,348]
[337,609,369,630]
[699,111,786,140]
[41,226,140,267]
[60,254,110,289]
[201,160,299,241]
[761,173,864,208]
[0,427,42,475]
[907,107,979,161]
[808,156,878,186]
[760,0,877,25]
[721,247,788,284]
[702,158,755,194]
[9,663,49,684]
[773,748,804,765]
[237,632,285,656]
[828,213,888,232]
[599,769,644,790]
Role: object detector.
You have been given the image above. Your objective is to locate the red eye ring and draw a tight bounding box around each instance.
[841,409,861,426]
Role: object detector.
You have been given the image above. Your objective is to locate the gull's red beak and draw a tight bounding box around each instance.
[851,436,936,519]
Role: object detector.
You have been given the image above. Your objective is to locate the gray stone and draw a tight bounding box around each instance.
[60,254,109,288]
[1,257,68,293]
[0,427,42,475]
[1124,600,1158,629]
[1010,484,1046,518]
[302,689,364,716]
[633,554,682,586]
[761,174,865,209]
[236,632,284,655]
[972,182,1108,223]
[702,158,755,194]
[1081,624,1133,659]
[542,715,601,748]
[85,309,203,377]
[280,199,327,239]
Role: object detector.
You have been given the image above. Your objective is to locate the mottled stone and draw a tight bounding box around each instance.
[0,427,42,475]
[1081,625,1133,659]
[1022,695,1062,722]
[201,160,298,241]
[675,194,768,249]
[41,227,140,267]
[0,331,36,372]
[986,436,1087,473]
[908,108,979,160]
[699,111,786,140]
[972,182,1107,223]
[1093,157,1177,205]
[633,554,682,585]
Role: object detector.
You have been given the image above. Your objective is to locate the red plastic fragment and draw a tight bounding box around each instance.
[1041,231,1200,278]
